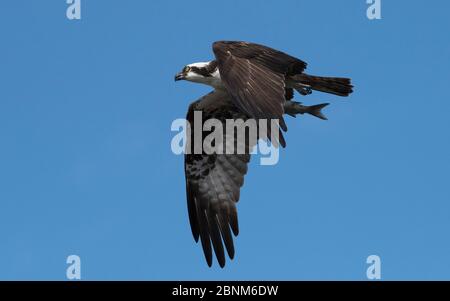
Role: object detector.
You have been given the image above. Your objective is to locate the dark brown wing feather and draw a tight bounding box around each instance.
[212,41,306,135]
[213,48,287,133]
[185,98,251,268]
[213,41,307,75]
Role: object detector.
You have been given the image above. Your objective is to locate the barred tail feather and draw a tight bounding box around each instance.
[294,74,353,97]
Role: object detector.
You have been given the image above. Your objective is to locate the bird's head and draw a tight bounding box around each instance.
[174,61,222,88]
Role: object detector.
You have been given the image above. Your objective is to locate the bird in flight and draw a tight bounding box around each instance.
[175,41,353,268]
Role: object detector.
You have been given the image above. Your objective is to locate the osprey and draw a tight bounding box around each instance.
[175,41,353,268]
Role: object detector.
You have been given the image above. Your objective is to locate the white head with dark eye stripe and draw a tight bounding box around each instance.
[175,61,223,89]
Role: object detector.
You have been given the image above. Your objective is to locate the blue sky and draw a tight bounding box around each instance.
[0,0,449,280]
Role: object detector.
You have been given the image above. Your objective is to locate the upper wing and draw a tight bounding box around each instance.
[212,41,307,133]
[184,94,252,268]
[213,41,307,75]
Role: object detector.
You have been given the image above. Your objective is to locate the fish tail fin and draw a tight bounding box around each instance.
[306,103,329,120]
[284,101,329,120]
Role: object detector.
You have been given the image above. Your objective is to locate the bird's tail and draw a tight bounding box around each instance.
[292,74,353,97]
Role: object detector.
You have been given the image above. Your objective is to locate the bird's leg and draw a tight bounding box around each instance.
[296,84,312,96]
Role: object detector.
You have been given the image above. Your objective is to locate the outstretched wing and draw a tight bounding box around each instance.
[212,41,308,132]
[184,93,253,268]
[185,153,249,268]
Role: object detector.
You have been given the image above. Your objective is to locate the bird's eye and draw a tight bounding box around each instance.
[184,66,191,73]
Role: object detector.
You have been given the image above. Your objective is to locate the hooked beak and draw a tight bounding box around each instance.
[174,72,185,81]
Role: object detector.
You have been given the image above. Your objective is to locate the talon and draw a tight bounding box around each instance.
[299,87,312,96]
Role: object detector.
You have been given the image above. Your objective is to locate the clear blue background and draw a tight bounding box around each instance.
[0,0,449,280]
